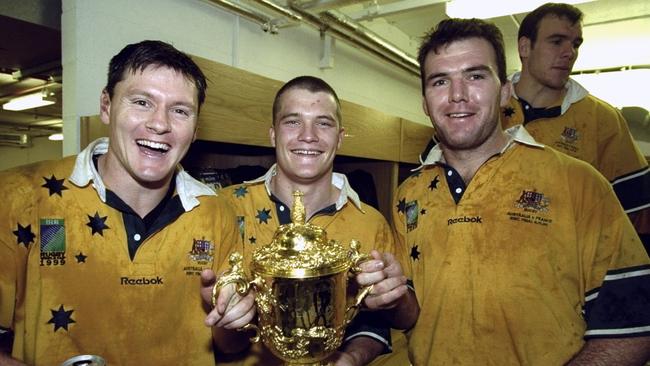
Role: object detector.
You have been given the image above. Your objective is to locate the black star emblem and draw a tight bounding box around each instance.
[86,212,109,236]
[47,305,75,332]
[428,176,440,190]
[234,186,248,198]
[41,175,69,197]
[503,106,515,118]
[396,198,406,214]
[75,252,87,263]
[420,208,427,215]
[248,236,257,244]
[13,223,35,247]
[255,208,272,224]
[410,245,421,260]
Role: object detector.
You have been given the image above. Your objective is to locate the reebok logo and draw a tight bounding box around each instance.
[448,216,482,225]
[120,276,163,285]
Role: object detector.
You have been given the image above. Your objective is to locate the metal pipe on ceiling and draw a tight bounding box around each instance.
[205,0,278,33]
[245,0,419,76]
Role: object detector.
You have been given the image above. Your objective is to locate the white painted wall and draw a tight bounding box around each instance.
[61,0,429,156]
[0,137,62,171]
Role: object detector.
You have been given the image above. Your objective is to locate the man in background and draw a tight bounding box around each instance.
[210,75,419,365]
[0,40,250,365]
[394,17,650,365]
[501,2,650,253]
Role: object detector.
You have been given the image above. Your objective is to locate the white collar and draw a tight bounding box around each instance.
[68,137,215,212]
[246,164,364,212]
[418,125,544,168]
[509,72,589,115]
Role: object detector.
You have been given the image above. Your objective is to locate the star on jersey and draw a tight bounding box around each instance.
[75,252,87,263]
[249,236,257,244]
[420,208,427,215]
[396,198,407,214]
[234,186,248,198]
[13,223,35,247]
[256,208,272,224]
[41,175,69,197]
[410,245,421,260]
[503,106,515,118]
[429,176,440,190]
[86,212,109,236]
[47,305,75,332]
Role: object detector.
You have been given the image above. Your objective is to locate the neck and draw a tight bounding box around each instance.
[515,70,566,108]
[442,130,508,184]
[98,154,173,218]
[270,170,339,220]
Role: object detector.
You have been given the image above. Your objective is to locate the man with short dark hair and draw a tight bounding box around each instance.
[501,3,650,254]
[394,17,650,365]
[210,75,418,365]
[0,40,247,365]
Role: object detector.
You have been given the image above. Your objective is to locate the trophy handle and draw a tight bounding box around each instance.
[345,240,374,324]
[211,252,263,344]
[211,252,251,308]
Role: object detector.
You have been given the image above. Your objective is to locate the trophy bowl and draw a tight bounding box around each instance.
[213,191,371,366]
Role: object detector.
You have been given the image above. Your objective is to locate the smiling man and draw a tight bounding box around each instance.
[0,40,247,365]
[215,76,418,366]
[501,3,650,254]
[393,18,650,365]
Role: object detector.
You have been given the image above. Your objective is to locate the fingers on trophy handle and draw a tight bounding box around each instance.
[345,239,374,324]
[211,252,250,308]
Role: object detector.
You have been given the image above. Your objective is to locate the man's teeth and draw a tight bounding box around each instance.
[137,140,170,151]
[292,150,320,155]
[449,113,472,118]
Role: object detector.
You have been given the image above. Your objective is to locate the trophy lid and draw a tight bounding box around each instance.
[251,190,350,278]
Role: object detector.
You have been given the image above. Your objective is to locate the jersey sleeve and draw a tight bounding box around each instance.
[577,170,650,338]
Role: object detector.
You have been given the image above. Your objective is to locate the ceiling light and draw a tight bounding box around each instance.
[445,0,594,19]
[2,92,56,111]
[48,133,64,141]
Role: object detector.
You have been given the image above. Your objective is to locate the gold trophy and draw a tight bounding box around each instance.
[212,191,372,366]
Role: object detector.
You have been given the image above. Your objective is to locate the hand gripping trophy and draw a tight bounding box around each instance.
[212,191,372,366]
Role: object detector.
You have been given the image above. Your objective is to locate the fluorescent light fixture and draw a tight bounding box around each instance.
[2,92,56,111]
[48,133,64,141]
[446,0,593,19]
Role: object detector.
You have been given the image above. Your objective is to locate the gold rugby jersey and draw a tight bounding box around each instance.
[216,165,395,366]
[0,138,239,365]
[394,126,650,366]
[501,74,650,215]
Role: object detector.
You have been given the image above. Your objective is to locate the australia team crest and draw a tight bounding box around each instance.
[515,190,550,213]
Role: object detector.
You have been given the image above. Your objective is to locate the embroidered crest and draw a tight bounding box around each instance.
[40,218,66,266]
[515,190,550,212]
[188,238,214,263]
[560,127,579,143]
[405,200,419,232]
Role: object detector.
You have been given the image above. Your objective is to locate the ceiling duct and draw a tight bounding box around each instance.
[205,0,419,76]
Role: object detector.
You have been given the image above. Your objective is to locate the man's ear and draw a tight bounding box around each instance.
[337,126,344,150]
[500,80,513,108]
[99,89,111,126]
[518,37,531,60]
[269,125,276,147]
[422,97,430,118]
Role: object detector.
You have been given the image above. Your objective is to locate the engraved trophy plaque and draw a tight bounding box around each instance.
[212,191,371,366]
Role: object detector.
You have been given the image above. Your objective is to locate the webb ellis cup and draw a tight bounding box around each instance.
[212,191,372,365]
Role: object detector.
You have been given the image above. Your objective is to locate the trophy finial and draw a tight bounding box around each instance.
[291,190,306,224]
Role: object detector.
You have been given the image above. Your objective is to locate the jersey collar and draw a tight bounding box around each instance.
[509,71,589,115]
[68,137,214,212]
[418,125,544,169]
[245,163,364,212]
